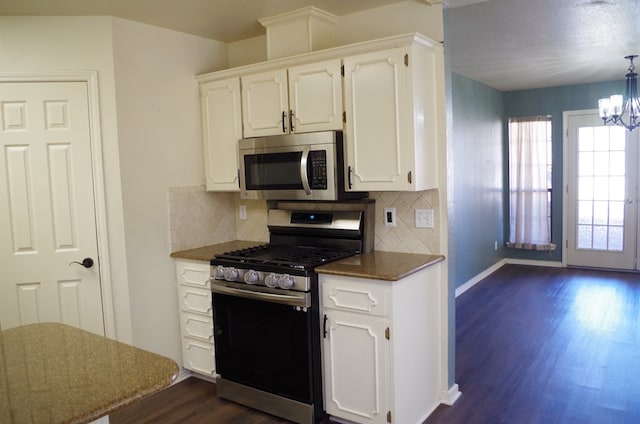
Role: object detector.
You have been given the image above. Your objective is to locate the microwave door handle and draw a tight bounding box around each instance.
[300,148,312,195]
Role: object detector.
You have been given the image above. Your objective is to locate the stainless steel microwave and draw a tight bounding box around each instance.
[238,131,367,201]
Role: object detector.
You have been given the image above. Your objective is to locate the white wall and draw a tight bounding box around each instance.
[0,16,227,364]
[0,16,133,343]
[111,18,226,362]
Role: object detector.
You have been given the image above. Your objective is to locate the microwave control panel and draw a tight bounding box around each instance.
[309,150,327,190]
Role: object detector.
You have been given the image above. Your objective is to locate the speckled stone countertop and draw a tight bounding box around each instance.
[316,251,445,281]
[0,323,178,424]
[170,240,265,262]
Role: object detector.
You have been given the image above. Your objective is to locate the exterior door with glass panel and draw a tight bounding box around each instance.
[566,111,638,270]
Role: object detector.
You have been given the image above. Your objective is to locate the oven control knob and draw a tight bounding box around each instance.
[214,266,225,280]
[223,267,239,281]
[278,274,294,290]
[265,273,280,288]
[244,270,260,284]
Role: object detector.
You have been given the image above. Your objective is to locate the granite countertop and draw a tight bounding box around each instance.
[170,240,265,262]
[0,323,178,424]
[316,251,445,281]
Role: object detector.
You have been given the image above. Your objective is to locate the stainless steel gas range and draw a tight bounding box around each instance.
[210,202,373,424]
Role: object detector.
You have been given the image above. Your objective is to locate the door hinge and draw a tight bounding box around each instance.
[341,64,345,77]
[566,240,568,249]
[404,54,409,67]
[387,410,392,423]
[385,327,390,340]
[343,111,346,124]
[407,171,412,184]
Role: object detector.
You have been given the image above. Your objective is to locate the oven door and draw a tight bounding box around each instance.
[212,284,314,404]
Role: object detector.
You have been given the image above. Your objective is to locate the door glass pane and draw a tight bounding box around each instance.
[609,226,624,251]
[575,125,625,252]
[578,225,593,249]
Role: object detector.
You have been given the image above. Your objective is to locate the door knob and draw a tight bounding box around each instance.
[69,257,94,268]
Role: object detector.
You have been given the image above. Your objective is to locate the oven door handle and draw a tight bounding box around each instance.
[300,147,312,195]
[212,282,310,308]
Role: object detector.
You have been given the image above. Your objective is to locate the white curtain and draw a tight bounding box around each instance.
[508,116,555,250]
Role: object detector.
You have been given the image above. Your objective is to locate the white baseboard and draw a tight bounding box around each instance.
[173,368,193,384]
[455,258,563,298]
[505,258,563,268]
[455,259,506,297]
[441,383,462,406]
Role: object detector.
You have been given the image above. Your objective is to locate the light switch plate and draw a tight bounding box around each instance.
[239,205,247,220]
[415,209,434,228]
[384,207,396,227]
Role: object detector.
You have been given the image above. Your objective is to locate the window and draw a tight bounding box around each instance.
[508,116,555,250]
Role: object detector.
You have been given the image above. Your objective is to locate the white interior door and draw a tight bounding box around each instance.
[565,110,639,270]
[0,81,105,335]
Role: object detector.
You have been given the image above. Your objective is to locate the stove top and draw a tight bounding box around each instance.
[214,244,357,270]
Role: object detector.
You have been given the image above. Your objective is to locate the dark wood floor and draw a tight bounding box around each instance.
[109,376,291,424]
[110,265,640,424]
[427,264,640,424]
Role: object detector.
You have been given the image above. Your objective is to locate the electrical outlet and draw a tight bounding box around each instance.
[239,205,247,220]
[384,207,396,227]
[415,209,434,228]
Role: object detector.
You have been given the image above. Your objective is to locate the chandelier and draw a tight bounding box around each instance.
[598,55,640,132]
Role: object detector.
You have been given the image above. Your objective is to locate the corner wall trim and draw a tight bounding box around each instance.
[441,383,462,406]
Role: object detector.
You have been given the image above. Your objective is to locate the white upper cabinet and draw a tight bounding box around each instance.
[242,59,343,137]
[200,77,243,191]
[288,60,343,133]
[343,39,443,191]
[197,33,444,193]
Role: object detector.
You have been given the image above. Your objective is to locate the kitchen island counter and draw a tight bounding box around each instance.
[316,250,444,281]
[0,322,178,424]
[170,240,264,262]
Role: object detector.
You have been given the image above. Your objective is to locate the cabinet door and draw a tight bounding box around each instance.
[323,309,389,424]
[288,59,343,133]
[200,78,242,191]
[242,69,289,137]
[343,48,411,191]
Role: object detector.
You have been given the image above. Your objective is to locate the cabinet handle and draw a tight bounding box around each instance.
[282,110,286,133]
[347,166,353,189]
[323,314,328,338]
[289,109,294,132]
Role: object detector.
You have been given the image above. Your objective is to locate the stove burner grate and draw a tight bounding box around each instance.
[215,244,356,269]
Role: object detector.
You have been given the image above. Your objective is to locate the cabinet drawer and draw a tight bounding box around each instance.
[321,275,390,316]
[178,285,212,315]
[180,311,214,343]
[175,260,211,289]
[181,337,215,376]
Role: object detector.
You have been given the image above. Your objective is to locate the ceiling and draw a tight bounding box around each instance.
[446,0,640,91]
[1,0,638,91]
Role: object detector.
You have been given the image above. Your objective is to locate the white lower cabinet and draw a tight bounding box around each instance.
[175,259,215,377]
[320,265,441,424]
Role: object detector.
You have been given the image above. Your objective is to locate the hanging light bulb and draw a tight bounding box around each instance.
[598,55,640,131]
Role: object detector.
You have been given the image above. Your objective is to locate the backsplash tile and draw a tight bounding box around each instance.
[169,186,440,255]
[371,190,440,254]
[168,186,237,252]
[234,196,269,243]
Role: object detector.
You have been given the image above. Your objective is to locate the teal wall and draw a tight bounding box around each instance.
[450,73,505,288]
[503,80,622,262]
